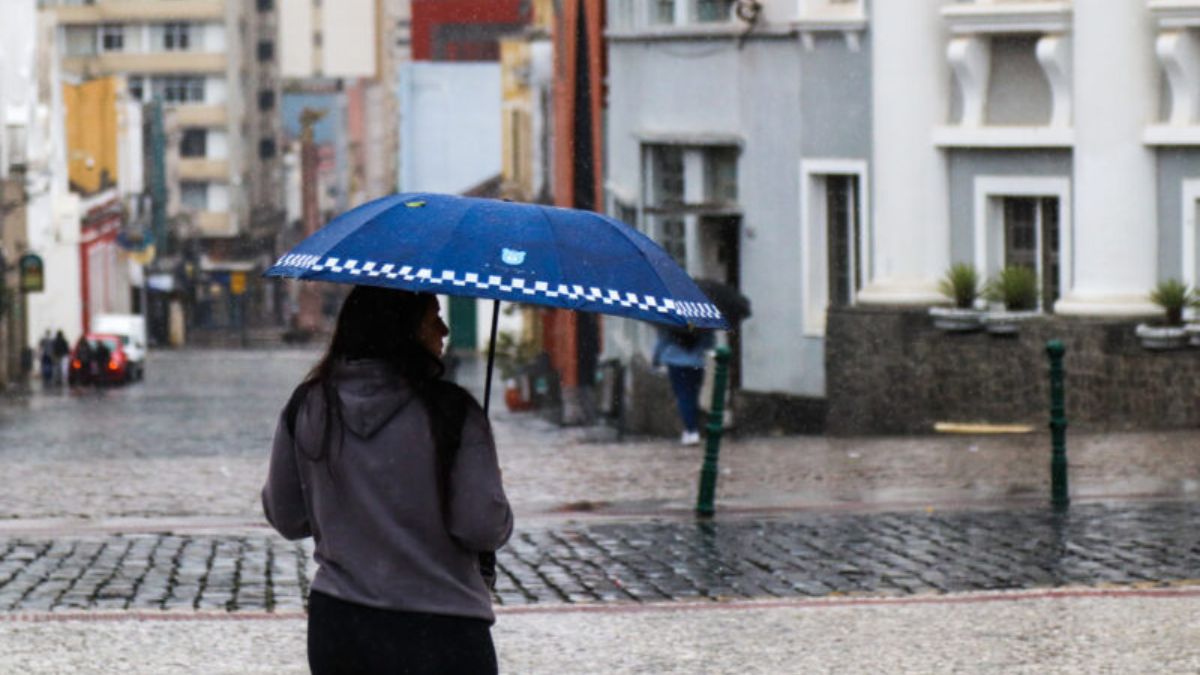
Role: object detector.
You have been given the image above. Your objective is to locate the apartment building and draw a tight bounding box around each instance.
[44,0,285,332]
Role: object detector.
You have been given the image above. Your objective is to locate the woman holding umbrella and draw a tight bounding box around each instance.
[262,285,512,674]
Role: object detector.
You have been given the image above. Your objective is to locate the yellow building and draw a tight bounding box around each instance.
[499,0,554,202]
[63,77,121,195]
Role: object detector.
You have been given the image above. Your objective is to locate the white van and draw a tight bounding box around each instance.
[92,313,148,380]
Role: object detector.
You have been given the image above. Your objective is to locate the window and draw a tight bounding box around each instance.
[801,159,869,335]
[653,0,675,24]
[259,139,276,159]
[64,26,97,56]
[100,24,124,52]
[827,175,862,308]
[651,146,684,206]
[256,0,273,10]
[696,0,734,22]
[257,40,274,61]
[258,90,275,110]
[162,23,192,51]
[616,202,638,230]
[127,76,145,101]
[180,182,208,211]
[152,76,205,103]
[1002,196,1060,309]
[180,129,207,158]
[705,147,738,204]
[660,218,687,267]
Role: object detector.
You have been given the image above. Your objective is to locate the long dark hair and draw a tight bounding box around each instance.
[284,285,472,502]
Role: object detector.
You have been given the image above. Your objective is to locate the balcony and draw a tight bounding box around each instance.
[52,0,224,25]
[173,105,228,128]
[1150,0,1200,28]
[178,158,230,182]
[941,1,1072,35]
[938,1,1074,148]
[794,0,868,51]
[1146,1,1200,145]
[62,52,227,76]
[194,211,235,238]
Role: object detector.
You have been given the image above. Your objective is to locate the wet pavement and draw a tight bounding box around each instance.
[1,349,1198,523]
[0,501,1197,613]
[0,348,1198,671]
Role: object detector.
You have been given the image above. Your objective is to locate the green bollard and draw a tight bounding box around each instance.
[1046,340,1069,510]
[696,347,732,518]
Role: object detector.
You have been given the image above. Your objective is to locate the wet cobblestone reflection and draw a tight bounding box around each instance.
[0,502,1196,612]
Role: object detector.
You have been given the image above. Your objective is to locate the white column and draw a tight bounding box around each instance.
[857,0,950,305]
[1054,2,1158,316]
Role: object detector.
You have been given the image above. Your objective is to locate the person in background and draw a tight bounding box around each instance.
[38,331,53,387]
[263,285,512,674]
[653,326,717,446]
[52,330,70,386]
[91,339,111,386]
[72,337,92,387]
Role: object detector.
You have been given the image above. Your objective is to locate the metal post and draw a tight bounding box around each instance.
[1046,339,1069,510]
[483,299,500,416]
[149,99,167,254]
[696,346,731,517]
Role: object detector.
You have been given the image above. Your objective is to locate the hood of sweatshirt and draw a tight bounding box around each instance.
[330,359,415,439]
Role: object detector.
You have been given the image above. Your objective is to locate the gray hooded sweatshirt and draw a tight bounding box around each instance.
[262,359,512,622]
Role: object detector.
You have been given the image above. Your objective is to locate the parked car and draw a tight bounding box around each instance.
[69,334,132,386]
[92,313,147,381]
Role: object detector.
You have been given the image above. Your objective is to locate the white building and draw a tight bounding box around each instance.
[604,0,1200,431]
[2,4,85,344]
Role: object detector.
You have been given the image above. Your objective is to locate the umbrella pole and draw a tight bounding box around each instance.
[483,299,500,416]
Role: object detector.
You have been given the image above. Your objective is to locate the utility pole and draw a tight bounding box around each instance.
[297,108,326,334]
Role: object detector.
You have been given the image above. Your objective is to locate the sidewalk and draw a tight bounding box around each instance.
[2,587,1198,673]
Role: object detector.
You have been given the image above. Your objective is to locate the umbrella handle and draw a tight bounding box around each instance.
[483,299,500,416]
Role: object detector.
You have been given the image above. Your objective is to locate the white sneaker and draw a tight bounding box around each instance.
[680,430,701,446]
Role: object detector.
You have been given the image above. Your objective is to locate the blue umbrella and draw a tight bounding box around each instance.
[265,192,727,409]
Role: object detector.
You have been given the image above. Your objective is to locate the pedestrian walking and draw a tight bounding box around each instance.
[262,285,512,675]
[52,330,70,386]
[71,337,91,386]
[38,331,53,387]
[91,339,110,386]
[653,326,716,446]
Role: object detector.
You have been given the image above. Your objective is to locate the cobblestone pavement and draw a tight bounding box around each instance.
[0,501,1195,613]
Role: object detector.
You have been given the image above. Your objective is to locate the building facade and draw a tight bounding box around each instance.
[605,0,1200,434]
[44,0,285,337]
[603,0,868,432]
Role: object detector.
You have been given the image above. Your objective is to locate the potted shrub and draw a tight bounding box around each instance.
[929,262,983,331]
[1136,279,1192,350]
[981,265,1040,334]
[495,331,539,411]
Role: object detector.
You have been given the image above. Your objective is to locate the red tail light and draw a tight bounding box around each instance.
[72,359,81,370]
[108,360,119,371]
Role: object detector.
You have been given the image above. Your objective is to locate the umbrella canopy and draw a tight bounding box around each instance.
[265,193,728,330]
[694,278,751,325]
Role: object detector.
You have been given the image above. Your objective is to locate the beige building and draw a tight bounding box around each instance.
[44,0,284,255]
[278,0,405,203]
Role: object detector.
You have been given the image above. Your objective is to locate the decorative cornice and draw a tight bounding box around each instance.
[1149,0,1200,29]
[941,1,1072,35]
[933,126,1074,149]
[1144,124,1200,145]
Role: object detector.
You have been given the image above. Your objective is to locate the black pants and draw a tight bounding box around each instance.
[307,590,498,675]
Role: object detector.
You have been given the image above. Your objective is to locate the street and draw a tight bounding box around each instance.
[0,349,1197,672]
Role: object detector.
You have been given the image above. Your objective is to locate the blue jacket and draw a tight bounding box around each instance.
[653,329,716,369]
